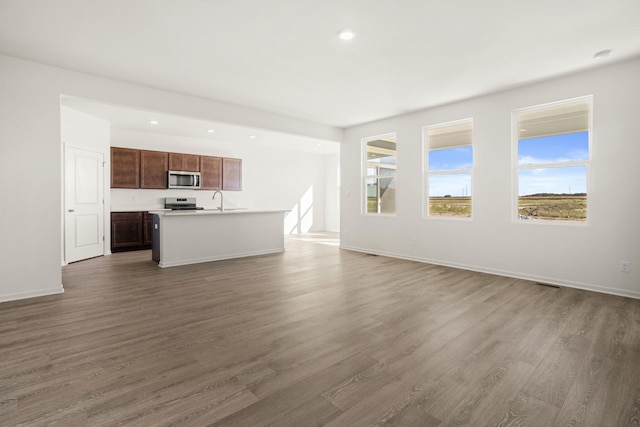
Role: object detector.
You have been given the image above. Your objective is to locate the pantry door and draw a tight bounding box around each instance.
[64,145,105,263]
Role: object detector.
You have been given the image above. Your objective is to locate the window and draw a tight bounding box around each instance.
[514,96,591,222]
[363,133,396,215]
[424,119,473,218]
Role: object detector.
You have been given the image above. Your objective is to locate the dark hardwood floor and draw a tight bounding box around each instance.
[1,233,639,426]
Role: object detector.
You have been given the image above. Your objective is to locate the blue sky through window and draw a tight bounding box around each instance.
[429,146,472,171]
[427,132,588,197]
[519,166,587,196]
[429,173,471,197]
[518,132,588,195]
[428,146,472,197]
[518,132,588,165]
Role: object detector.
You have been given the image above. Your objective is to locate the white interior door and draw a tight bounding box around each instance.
[65,146,104,263]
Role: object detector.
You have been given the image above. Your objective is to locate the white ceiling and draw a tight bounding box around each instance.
[61,96,340,155]
[2,0,640,128]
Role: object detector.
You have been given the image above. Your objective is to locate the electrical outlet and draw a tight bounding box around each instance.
[619,261,630,273]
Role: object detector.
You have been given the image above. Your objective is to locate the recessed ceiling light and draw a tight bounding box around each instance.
[249,135,256,139]
[149,120,159,125]
[316,143,322,146]
[338,29,356,41]
[593,49,612,60]
[207,129,215,133]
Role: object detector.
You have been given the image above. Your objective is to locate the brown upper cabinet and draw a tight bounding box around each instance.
[222,158,242,191]
[169,153,200,172]
[111,147,140,188]
[140,150,168,189]
[110,147,241,191]
[200,156,222,190]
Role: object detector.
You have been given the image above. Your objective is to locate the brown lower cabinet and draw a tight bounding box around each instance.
[143,212,153,246]
[111,211,153,252]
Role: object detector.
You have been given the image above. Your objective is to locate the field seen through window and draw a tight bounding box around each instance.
[428,194,587,221]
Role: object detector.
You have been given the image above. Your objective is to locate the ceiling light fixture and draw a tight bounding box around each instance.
[149,120,159,125]
[593,49,612,60]
[338,29,356,41]
[249,135,256,139]
[207,129,215,133]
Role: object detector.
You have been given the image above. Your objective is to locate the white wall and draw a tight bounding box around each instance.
[0,53,341,303]
[0,62,63,302]
[324,153,340,232]
[341,58,640,299]
[60,107,111,263]
[109,128,330,234]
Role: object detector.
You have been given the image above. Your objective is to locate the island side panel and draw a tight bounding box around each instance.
[157,211,285,267]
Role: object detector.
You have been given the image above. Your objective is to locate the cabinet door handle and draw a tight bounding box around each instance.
[68,209,75,212]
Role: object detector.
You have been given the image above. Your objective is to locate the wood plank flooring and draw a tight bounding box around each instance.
[1,233,639,426]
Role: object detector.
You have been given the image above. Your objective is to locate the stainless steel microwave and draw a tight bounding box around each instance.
[167,170,201,189]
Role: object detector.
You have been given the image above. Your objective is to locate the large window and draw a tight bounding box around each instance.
[514,97,591,222]
[424,119,473,218]
[363,133,396,215]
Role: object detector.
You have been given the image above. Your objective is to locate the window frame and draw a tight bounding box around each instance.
[423,118,474,220]
[362,132,397,216]
[512,95,593,226]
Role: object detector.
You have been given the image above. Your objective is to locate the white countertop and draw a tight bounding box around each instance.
[111,208,167,212]
[148,209,288,216]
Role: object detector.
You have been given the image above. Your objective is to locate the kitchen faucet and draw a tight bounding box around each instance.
[212,190,224,211]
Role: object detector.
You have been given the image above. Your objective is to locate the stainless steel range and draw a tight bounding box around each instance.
[164,197,204,210]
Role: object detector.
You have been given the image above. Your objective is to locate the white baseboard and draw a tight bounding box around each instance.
[0,286,64,303]
[339,244,640,300]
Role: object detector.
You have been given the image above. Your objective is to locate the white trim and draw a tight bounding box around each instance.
[361,132,397,215]
[339,244,640,300]
[512,95,592,225]
[366,162,397,171]
[361,212,397,218]
[423,117,474,219]
[0,286,64,303]
[426,214,473,222]
[428,167,473,175]
[518,160,588,170]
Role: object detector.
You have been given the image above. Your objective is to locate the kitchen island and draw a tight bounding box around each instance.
[149,209,287,267]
